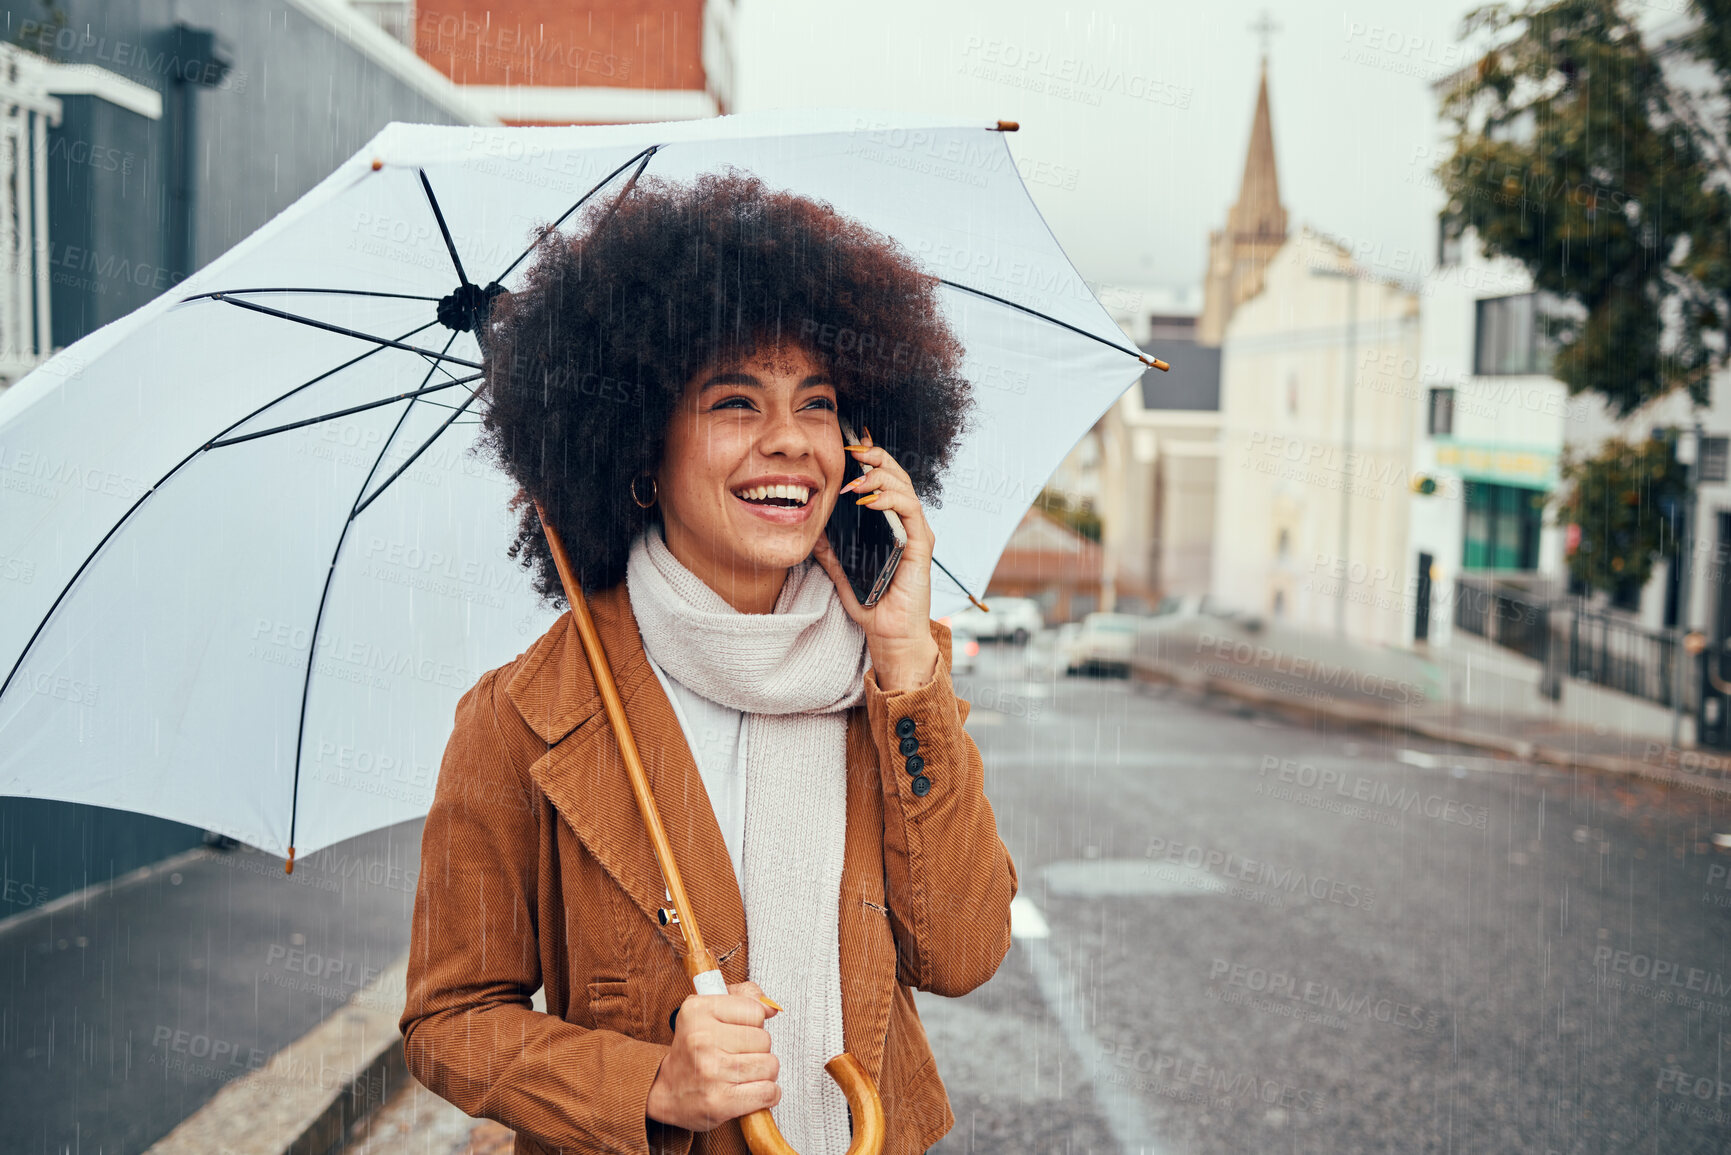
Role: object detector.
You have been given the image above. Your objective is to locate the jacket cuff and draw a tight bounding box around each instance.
[620,1038,695,1155]
[863,636,965,811]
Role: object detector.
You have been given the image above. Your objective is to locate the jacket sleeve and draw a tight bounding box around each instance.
[863,620,1019,997]
[399,667,695,1155]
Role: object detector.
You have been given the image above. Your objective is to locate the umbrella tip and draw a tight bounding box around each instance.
[371,158,383,171]
[284,846,295,874]
[1141,354,1170,372]
[993,120,1019,132]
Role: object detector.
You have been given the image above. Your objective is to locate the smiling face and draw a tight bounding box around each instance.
[654,340,846,613]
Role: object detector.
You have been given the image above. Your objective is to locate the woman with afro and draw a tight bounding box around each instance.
[399,168,1018,1155]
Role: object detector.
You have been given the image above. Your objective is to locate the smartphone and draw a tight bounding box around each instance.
[827,417,907,606]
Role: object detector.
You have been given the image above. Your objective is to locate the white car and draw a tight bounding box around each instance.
[950,596,1045,645]
[1064,612,1140,677]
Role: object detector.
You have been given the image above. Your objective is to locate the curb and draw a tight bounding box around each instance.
[144,952,411,1155]
[1130,656,1731,802]
[0,845,213,940]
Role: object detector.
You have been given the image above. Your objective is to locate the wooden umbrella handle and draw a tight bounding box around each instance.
[531,503,885,1155]
[739,1053,886,1155]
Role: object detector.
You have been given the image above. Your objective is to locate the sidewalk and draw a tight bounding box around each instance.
[1130,614,1731,800]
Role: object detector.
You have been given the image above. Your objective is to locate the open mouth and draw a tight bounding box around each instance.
[733,483,813,509]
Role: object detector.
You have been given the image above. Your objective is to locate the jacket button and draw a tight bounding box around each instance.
[905,754,925,776]
[899,736,919,757]
[910,774,932,797]
[895,717,916,739]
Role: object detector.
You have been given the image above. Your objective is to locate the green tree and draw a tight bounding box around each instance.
[1557,435,1688,594]
[1035,487,1101,542]
[1438,0,1731,417]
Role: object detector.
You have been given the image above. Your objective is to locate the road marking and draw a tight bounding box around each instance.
[1043,858,1231,898]
[1397,748,1531,774]
[1016,899,1172,1155]
[1009,894,1049,938]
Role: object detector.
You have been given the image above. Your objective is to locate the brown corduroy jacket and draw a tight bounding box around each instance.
[398,581,1018,1155]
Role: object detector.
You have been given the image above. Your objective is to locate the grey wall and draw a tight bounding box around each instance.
[1,0,478,925]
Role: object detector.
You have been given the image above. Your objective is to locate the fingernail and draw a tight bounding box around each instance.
[863,425,874,445]
[856,494,880,506]
[758,995,783,1012]
[842,444,868,452]
[840,478,861,494]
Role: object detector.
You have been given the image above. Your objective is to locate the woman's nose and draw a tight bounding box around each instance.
[756,405,813,458]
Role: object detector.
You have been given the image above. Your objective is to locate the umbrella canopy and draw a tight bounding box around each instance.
[0,109,1153,861]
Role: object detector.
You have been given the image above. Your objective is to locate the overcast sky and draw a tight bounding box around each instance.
[735,0,1487,307]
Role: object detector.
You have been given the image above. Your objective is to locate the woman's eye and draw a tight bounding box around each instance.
[803,397,837,412]
[711,396,755,411]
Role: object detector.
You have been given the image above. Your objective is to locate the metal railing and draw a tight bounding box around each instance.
[1567,606,1690,710]
[1454,576,1694,710]
[1453,577,1552,664]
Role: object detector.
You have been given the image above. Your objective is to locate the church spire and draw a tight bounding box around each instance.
[1227,58,1286,243]
[1196,52,1290,346]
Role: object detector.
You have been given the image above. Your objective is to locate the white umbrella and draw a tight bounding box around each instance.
[0,109,1162,864]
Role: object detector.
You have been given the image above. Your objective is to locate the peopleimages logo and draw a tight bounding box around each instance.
[1144,836,1375,911]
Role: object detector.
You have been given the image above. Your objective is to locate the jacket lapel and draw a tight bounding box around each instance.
[503,581,895,1083]
[505,584,749,979]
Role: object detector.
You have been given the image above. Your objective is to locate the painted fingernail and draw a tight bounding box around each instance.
[842,444,868,452]
[863,425,874,445]
[856,494,880,506]
[758,995,784,1012]
[840,478,861,494]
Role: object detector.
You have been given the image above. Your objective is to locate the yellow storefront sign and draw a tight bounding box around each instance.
[1434,442,1557,486]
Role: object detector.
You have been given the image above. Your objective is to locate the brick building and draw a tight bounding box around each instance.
[360,0,735,124]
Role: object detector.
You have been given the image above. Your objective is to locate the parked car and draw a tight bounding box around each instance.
[950,596,1045,645]
[1064,612,1140,677]
[938,616,981,674]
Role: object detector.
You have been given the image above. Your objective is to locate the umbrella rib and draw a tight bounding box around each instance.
[285,330,465,861]
[936,278,1150,364]
[494,144,662,282]
[351,369,487,521]
[418,170,471,287]
[206,374,481,449]
[0,318,448,712]
[205,293,483,369]
[182,288,444,302]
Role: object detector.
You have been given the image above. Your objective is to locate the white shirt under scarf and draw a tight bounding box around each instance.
[644,654,748,896]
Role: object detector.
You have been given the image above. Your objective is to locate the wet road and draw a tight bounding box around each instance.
[5,639,1730,1155]
[926,642,1731,1155]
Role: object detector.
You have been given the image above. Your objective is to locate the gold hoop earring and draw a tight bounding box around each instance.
[631,475,658,509]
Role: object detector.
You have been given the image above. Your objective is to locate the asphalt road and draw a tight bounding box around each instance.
[5,639,1730,1155]
[924,642,1731,1155]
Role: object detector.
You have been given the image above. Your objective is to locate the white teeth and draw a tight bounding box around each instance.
[734,484,810,504]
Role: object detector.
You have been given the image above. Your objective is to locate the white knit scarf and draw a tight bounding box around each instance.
[626,526,867,1155]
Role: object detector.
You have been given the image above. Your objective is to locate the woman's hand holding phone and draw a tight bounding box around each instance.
[813,428,942,692]
[646,980,781,1132]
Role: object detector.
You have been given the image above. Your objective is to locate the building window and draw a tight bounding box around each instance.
[1427,387,1455,436]
[1474,292,1560,376]
[1437,216,1462,268]
[1462,482,1544,570]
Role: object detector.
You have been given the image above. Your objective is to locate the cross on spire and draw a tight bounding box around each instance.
[1249,9,1281,60]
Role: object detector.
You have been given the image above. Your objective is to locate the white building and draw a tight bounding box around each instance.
[1406,231,1571,648]
[1211,229,1422,647]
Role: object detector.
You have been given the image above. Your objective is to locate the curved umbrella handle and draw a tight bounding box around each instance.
[738,1052,885,1155]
